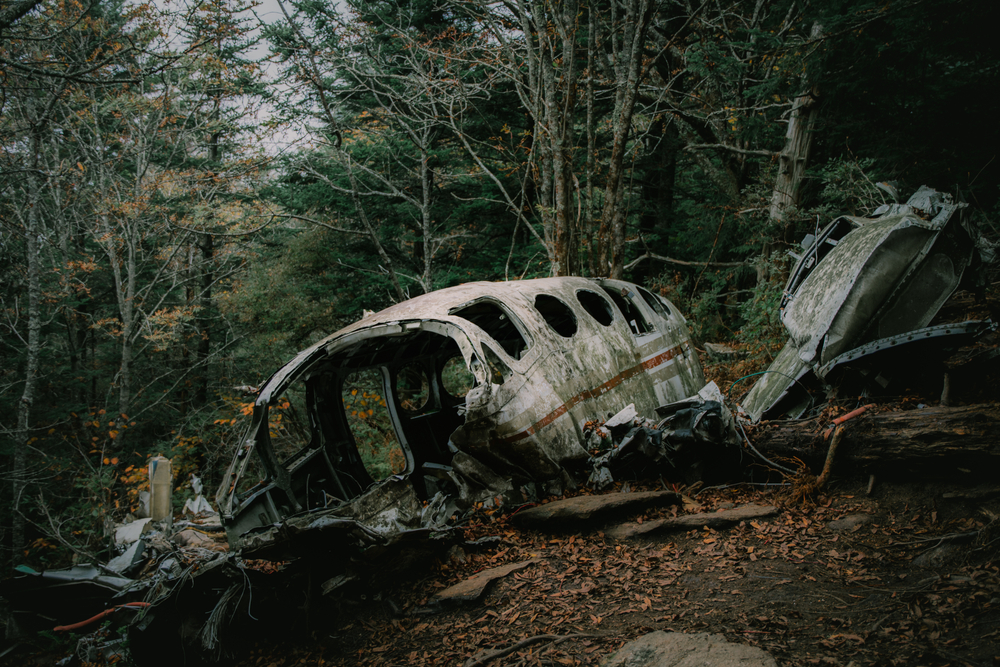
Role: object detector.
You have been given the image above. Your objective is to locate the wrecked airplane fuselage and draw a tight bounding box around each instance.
[217,277,704,555]
[742,186,980,420]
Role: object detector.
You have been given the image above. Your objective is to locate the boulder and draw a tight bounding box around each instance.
[602,631,777,667]
[511,491,680,530]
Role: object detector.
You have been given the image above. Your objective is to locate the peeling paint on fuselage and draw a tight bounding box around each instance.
[216,277,704,553]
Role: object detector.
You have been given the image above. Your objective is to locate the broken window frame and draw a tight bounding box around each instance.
[533,293,579,338]
[599,285,654,336]
[441,354,476,398]
[449,297,534,361]
[576,289,616,327]
[637,287,673,320]
[219,321,482,528]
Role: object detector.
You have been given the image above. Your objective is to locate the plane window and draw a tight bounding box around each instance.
[534,294,577,337]
[342,368,407,480]
[450,300,530,359]
[481,345,512,384]
[234,452,267,500]
[638,287,673,319]
[270,389,310,464]
[396,363,430,413]
[576,290,614,326]
[441,356,476,398]
[601,287,652,335]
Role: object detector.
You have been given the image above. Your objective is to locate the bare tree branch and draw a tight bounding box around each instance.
[624,252,748,271]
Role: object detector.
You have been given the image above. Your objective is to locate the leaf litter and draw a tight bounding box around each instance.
[221,478,999,667]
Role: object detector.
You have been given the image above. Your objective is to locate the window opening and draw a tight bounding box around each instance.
[234,450,267,500]
[638,287,672,319]
[270,389,311,465]
[441,355,476,398]
[342,368,407,480]
[534,294,577,337]
[451,300,530,359]
[396,363,430,412]
[481,345,513,384]
[601,287,651,335]
[576,290,614,326]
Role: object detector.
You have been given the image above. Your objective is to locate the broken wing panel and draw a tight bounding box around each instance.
[781,216,928,361]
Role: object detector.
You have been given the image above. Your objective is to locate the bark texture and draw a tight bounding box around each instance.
[768,23,823,223]
[752,405,1000,470]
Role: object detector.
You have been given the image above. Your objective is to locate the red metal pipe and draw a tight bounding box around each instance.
[823,404,876,440]
[53,602,150,633]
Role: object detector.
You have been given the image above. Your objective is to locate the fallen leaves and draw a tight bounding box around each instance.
[214,482,1000,667]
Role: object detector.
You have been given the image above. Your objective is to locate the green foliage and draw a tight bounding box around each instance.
[342,370,405,480]
[811,157,890,219]
[4,0,1000,572]
[735,257,788,362]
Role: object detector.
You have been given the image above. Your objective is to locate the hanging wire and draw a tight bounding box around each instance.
[737,420,797,475]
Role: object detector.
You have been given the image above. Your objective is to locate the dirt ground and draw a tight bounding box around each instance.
[224,475,1000,667]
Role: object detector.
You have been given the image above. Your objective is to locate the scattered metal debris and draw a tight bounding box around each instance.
[588,382,739,489]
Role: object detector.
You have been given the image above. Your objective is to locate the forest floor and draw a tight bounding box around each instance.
[213,333,1000,667]
[225,474,1000,667]
[7,353,1000,667]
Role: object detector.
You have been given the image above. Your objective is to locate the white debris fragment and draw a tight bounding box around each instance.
[604,404,638,430]
[114,518,152,546]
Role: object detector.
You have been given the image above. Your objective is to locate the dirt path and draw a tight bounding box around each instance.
[230,479,1000,667]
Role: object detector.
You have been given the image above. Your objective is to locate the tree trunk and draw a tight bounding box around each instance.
[598,0,653,279]
[752,404,1000,472]
[584,5,597,277]
[196,232,214,406]
[12,128,45,566]
[420,144,434,292]
[769,23,823,223]
[512,0,580,277]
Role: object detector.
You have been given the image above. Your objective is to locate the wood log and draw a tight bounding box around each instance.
[750,404,1000,471]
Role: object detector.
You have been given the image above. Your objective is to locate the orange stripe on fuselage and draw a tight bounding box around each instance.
[502,341,688,443]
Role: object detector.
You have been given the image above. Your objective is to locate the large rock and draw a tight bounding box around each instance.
[602,631,777,667]
[510,491,680,530]
[606,504,778,540]
[430,558,542,604]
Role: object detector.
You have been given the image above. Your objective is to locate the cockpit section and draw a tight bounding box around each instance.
[221,323,479,542]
